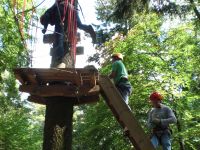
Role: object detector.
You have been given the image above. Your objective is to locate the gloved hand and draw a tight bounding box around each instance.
[152,118,161,125]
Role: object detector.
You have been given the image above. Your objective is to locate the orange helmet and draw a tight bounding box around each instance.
[112,53,123,60]
[149,92,163,101]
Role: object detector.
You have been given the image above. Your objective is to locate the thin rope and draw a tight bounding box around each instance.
[55,1,64,24]
[62,0,69,22]
[67,0,77,66]
[15,15,63,35]
[20,0,27,38]
[16,0,47,15]
[77,1,85,22]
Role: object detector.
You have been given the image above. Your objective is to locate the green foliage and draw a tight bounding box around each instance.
[0,0,43,149]
[75,13,200,149]
[0,0,200,149]
[0,107,43,150]
[73,102,132,150]
[0,72,43,150]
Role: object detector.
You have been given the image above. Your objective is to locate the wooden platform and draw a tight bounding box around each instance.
[14,68,100,105]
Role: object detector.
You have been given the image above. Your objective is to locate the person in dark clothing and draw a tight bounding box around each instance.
[40,1,65,61]
[40,0,96,42]
[76,14,96,43]
[40,0,96,62]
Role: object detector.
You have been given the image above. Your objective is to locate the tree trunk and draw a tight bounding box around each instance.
[43,97,74,150]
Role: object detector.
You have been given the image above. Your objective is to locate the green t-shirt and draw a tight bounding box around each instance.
[112,60,128,84]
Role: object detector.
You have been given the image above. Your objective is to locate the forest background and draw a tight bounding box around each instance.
[0,0,199,149]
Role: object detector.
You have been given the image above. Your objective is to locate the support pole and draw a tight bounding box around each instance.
[43,97,74,150]
[43,1,76,149]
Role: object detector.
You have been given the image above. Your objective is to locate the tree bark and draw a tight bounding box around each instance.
[43,97,74,150]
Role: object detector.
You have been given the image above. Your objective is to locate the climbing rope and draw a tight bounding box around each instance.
[54,0,77,66]
[67,0,77,66]
[63,0,69,22]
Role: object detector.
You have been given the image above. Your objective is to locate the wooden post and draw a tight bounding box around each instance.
[43,98,74,150]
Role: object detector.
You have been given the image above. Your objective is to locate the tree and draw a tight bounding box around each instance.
[0,0,43,149]
[94,0,200,47]
[74,13,200,149]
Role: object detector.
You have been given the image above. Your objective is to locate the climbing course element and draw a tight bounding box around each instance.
[99,75,155,150]
[14,68,154,150]
[14,68,100,105]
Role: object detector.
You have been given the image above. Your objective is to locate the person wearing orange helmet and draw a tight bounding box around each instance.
[147,92,177,150]
[109,53,132,104]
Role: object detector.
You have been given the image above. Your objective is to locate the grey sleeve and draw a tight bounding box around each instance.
[161,107,177,126]
[147,110,154,129]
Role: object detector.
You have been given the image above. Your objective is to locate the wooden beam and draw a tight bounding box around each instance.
[89,72,96,87]
[75,95,100,105]
[14,73,25,84]
[14,68,99,75]
[26,71,38,85]
[28,94,99,106]
[13,68,99,86]
[99,75,155,150]
[19,85,100,97]
[28,95,46,105]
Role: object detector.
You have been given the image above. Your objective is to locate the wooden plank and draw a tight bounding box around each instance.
[26,72,38,85]
[14,68,98,75]
[28,94,99,105]
[19,85,100,97]
[35,72,78,83]
[89,73,97,87]
[75,95,100,105]
[72,72,82,87]
[14,68,98,86]
[13,69,29,84]
[14,68,39,85]
[28,95,46,105]
[99,75,155,150]
[14,73,25,84]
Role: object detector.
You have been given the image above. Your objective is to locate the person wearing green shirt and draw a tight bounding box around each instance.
[109,53,132,104]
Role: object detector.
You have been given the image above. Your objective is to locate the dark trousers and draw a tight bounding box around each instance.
[116,82,132,104]
[53,23,64,60]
